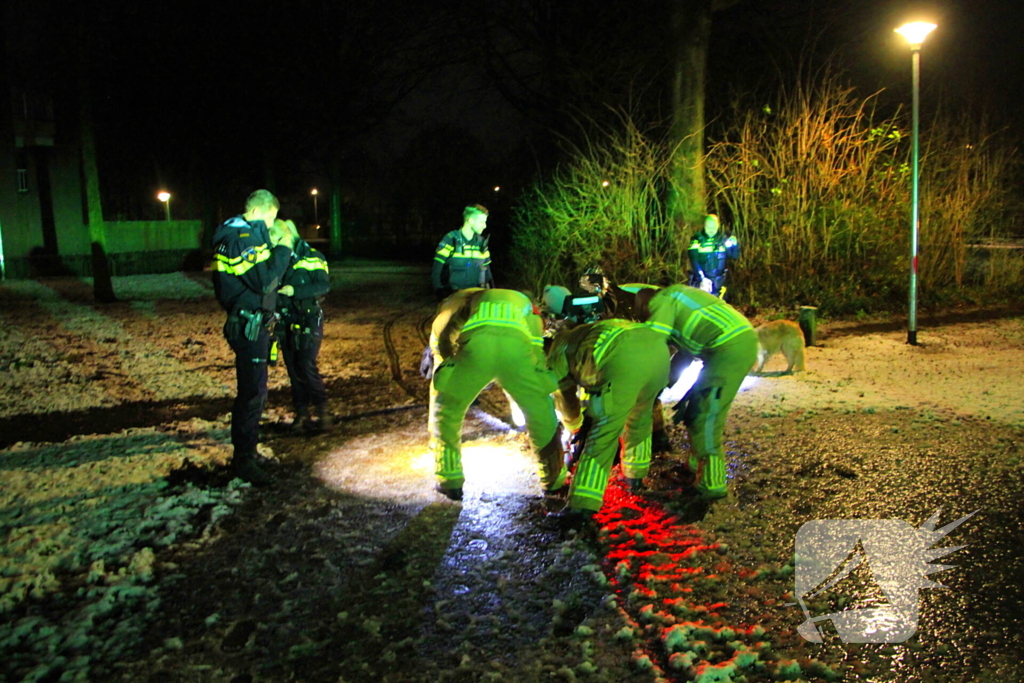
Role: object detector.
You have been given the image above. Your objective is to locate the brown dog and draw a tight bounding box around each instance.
[754,320,806,373]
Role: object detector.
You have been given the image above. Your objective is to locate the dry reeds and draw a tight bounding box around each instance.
[511,72,1022,314]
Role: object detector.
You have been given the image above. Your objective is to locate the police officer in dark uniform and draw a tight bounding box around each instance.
[688,214,740,299]
[271,219,331,433]
[212,190,294,484]
[430,204,493,299]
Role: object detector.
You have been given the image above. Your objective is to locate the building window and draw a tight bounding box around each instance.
[17,168,29,193]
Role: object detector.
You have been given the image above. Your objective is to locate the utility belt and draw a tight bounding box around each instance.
[280,297,322,315]
[274,302,324,355]
[278,299,323,333]
[225,309,277,343]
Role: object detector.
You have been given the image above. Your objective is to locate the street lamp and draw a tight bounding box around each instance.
[895,21,936,346]
[157,191,171,221]
[311,188,319,226]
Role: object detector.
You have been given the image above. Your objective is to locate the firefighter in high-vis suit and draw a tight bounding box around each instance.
[638,284,757,499]
[429,288,566,500]
[547,319,670,516]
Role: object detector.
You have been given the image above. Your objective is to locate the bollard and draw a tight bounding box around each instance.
[798,306,818,347]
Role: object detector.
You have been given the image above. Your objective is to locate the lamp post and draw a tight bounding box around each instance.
[157,191,171,221]
[895,21,936,346]
[311,188,319,226]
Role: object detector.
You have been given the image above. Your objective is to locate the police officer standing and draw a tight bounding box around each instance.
[271,219,331,433]
[212,190,294,484]
[431,204,493,299]
[688,214,739,299]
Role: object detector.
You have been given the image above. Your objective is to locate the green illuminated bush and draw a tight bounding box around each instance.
[511,69,1022,315]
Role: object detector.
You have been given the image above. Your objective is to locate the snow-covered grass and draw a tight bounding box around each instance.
[0,419,245,682]
[79,272,214,302]
[2,273,1022,682]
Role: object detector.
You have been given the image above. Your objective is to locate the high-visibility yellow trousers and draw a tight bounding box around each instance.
[679,329,758,496]
[429,327,561,490]
[568,329,670,512]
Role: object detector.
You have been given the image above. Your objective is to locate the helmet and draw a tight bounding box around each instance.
[542,285,572,317]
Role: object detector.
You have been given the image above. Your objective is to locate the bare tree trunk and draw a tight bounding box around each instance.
[79,74,116,303]
[666,0,713,233]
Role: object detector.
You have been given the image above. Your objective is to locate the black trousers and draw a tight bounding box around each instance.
[281,322,325,410]
[226,321,271,459]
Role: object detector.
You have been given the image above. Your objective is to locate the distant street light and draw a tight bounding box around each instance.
[311,188,319,225]
[157,191,171,221]
[895,21,936,346]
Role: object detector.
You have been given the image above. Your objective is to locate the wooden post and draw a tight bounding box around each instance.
[799,306,818,346]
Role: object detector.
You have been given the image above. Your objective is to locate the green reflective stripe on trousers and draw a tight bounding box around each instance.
[622,436,652,475]
[434,443,463,481]
[702,390,721,456]
[572,458,608,504]
[701,455,727,491]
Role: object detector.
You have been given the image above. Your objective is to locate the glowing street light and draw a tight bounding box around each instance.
[311,188,319,225]
[895,21,936,346]
[157,191,171,221]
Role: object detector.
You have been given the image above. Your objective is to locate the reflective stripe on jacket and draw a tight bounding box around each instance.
[212,215,292,314]
[431,289,543,360]
[548,319,645,393]
[431,229,492,290]
[277,240,331,327]
[646,284,752,355]
[688,232,739,278]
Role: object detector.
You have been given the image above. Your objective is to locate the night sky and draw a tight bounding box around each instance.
[7,0,1024,225]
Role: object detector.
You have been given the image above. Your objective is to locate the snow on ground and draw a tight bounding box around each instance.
[738,315,1024,427]
[1,275,233,417]
[1,271,1022,682]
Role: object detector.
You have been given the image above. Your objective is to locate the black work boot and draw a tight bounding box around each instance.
[434,483,463,501]
[651,429,672,454]
[537,428,569,493]
[290,407,312,433]
[230,453,273,486]
[315,403,333,431]
[548,507,598,538]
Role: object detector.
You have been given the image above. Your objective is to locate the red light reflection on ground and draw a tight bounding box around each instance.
[591,475,777,681]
